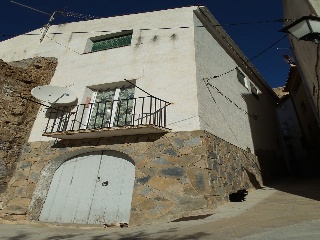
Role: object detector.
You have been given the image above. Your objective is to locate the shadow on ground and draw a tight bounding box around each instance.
[266,177,320,201]
[5,228,209,240]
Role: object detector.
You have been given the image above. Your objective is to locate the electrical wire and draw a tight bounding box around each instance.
[204,79,257,120]
[10,0,51,16]
[124,79,172,105]
[0,22,294,38]
[204,79,242,145]
[205,34,288,80]
[44,34,82,55]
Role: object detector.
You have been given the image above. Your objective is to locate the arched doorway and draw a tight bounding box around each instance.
[39,150,135,224]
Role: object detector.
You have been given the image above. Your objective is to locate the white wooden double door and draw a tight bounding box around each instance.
[39,151,135,224]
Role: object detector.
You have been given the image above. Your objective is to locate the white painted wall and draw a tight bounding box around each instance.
[0,7,200,142]
[193,14,281,152]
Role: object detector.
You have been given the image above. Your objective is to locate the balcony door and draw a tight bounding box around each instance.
[88,86,135,129]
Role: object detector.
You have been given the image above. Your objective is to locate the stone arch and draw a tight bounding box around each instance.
[28,147,135,221]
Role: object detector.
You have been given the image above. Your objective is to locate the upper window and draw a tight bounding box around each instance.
[236,68,248,89]
[92,34,132,52]
[85,31,133,53]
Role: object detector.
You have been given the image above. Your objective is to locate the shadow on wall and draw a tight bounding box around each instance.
[241,92,288,183]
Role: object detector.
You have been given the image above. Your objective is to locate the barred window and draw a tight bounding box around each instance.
[90,33,132,52]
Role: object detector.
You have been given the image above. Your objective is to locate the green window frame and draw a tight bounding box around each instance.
[91,34,132,52]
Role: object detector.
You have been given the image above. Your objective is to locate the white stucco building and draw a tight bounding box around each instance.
[0,6,280,153]
[0,6,283,225]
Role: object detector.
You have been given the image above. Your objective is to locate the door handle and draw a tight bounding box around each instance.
[102,181,109,186]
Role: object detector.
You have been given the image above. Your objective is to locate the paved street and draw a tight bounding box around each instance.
[0,178,319,239]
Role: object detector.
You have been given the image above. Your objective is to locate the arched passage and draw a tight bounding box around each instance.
[38,150,135,224]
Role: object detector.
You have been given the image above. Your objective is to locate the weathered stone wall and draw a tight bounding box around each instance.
[0,58,57,194]
[0,130,262,225]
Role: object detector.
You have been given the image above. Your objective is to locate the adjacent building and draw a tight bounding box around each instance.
[282,0,320,172]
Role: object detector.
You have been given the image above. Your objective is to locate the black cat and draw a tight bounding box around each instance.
[229,189,248,202]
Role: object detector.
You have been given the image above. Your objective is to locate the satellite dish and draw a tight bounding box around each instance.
[31,85,78,105]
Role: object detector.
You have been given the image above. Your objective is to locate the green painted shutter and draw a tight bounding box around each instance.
[92,34,132,52]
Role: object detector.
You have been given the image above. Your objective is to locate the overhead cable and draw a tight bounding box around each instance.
[204,80,257,120]
[10,0,51,16]
[204,34,288,80]
[0,19,295,38]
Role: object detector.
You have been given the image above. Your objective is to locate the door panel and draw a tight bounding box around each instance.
[87,152,125,224]
[72,153,101,223]
[39,157,77,222]
[117,159,136,222]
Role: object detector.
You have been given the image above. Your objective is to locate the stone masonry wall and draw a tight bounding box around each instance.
[0,130,262,225]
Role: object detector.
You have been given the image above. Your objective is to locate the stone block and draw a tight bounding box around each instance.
[162,148,177,157]
[160,167,184,178]
[26,183,36,199]
[147,176,180,191]
[166,183,184,198]
[184,137,202,147]
[14,186,26,198]
[168,155,201,167]
[31,162,45,173]
[14,170,28,181]
[141,167,159,176]
[140,187,154,197]
[192,146,207,155]
[177,197,207,212]
[183,184,201,198]
[131,194,147,207]
[193,159,207,169]
[9,198,30,208]
[17,161,32,170]
[28,172,39,184]
[4,205,28,215]
[187,168,210,195]
[170,138,184,148]
[136,176,151,185]
[135,155,151,169]
[149,157,172,166]
[11,180,28,187]
[136,198,157,211]
[177,146,193,155]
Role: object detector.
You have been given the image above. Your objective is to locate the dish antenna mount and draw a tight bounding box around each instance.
[31,85,78,105]
[10,1,64,42]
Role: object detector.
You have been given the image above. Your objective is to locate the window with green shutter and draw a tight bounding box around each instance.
[91,34,132,52]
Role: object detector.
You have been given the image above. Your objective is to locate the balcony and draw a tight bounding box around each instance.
[43,96,171,139]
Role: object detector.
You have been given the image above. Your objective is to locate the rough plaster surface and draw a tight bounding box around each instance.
[0,58,57,193]
[0,130,262,226]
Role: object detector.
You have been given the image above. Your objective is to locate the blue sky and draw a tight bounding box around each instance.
[1,0,291,88]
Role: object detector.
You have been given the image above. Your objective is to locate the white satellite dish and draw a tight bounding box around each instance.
[31,85,78,105]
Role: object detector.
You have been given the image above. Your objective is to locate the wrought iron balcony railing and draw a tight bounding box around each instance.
[44,96,169,134]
